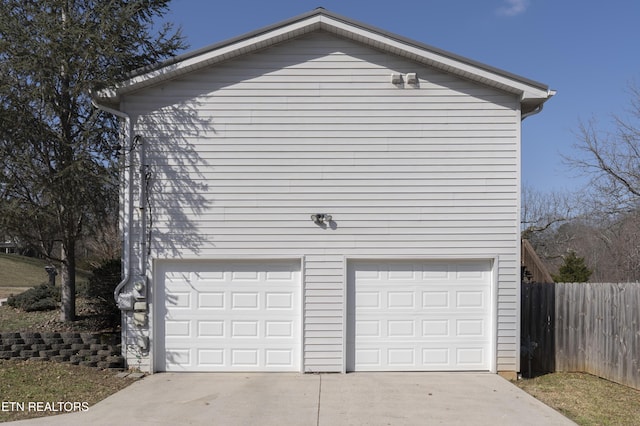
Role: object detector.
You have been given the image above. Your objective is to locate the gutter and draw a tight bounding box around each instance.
[90,99,133,304]
[521,90,556,121]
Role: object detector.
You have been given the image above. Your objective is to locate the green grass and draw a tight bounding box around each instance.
[0,295,129,422]
[0,254,91,298]
[0,253,50,286]
[515,372,640,425]
[0,360,136,422]
[0,257,128,423]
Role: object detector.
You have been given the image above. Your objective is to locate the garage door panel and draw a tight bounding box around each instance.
[198,320,224,337]
[387,291,415,308]
[166,349,191,368]
[157,260,301,372]
[232,292,259,309]
[387,320,415,337]
[266,292,294,309]
[355,261,490,283]
[422,291,449,308]
[388,348,414,366]
[456,290,486,308]
[355,344,488,371]
[199,348,224,366]
[355,291,380,308]
[457,347,485,365]
[422,348,449,366]
[356,320,381,337]
[265,349,294,366]
[349,260,492,371]
[166,292,191,309]
[422,319,449,337]
[266,320,294,337]
[166,320,191,337]
[198,292,225,309]
[456,318,486,337]
[423,263,451,279]
[356,348,381,367]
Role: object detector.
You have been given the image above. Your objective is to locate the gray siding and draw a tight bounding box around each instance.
[124,31,521,373]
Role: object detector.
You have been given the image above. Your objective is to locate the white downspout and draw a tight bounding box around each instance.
[90,99,133,304]
[138,135,148,284]
[92,98,152,367]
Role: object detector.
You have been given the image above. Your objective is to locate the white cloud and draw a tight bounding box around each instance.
[496,0,529,16]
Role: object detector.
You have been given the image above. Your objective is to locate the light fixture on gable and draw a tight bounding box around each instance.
[311,213,332,224]
[390,73,403,84]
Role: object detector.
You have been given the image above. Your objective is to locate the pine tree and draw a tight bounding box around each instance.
[552,251,592,283]
[0,0,186,321]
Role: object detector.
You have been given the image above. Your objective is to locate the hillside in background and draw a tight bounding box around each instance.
[0,254,90,299]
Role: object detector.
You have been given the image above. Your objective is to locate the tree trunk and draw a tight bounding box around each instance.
[60,242,76,322]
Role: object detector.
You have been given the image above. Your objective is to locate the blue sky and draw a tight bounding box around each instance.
[163,0,640,192]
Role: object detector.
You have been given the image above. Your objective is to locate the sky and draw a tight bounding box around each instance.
[162,0,640,192]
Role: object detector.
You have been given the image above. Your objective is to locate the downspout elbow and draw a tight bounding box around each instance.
[521,104,543,121]
[521,90,556,121]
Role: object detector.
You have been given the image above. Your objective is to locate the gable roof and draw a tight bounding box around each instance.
[96,8,554,114]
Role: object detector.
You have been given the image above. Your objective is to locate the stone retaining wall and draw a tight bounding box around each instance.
[0,331,124,370]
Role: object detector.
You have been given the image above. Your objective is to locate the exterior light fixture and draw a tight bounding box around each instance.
[311,213,332,224]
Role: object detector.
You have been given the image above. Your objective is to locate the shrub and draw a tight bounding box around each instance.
[552,251,592,283]
[7,283,59,312]
[82,259,121,325]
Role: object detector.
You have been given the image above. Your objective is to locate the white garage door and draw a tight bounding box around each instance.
[347,260,492,371]
[155,260,301,372]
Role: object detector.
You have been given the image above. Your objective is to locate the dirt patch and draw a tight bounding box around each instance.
[0,298,119,333]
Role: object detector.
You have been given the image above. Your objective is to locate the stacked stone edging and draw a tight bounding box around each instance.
[0,331,124,370]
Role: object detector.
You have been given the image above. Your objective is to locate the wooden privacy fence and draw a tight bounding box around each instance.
[520,282,555,376]
[521,282,640,390]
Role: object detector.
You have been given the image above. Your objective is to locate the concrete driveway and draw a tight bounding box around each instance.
[8,372,574,425]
